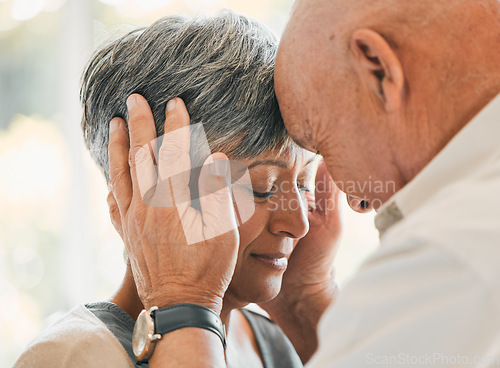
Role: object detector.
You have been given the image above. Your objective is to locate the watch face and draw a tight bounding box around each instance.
[133,311,149,358]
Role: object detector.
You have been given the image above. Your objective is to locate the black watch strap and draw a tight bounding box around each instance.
[152,304,226,349]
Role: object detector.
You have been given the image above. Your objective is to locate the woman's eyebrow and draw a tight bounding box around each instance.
[248,155,319,170]
[248,160,288,169]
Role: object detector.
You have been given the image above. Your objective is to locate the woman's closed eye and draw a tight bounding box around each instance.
[297,183,311,193]
[253,186,276,198]
[252,182,312,199]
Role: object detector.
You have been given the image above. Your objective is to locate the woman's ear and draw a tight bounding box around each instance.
[349,29,404,112]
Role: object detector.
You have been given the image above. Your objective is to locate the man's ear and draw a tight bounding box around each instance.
[349,29,404,112]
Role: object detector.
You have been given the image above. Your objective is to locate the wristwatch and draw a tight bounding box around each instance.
[132,304,226,364]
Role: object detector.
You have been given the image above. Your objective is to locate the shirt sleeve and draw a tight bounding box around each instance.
[13,306,135,368]
[307,234,500,368]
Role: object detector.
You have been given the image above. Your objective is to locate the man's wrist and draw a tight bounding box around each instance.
[142,289,224,316]
[133,304,227,364]
[149,328,227,367]
[263,280,339,364]
[155,304,226,347]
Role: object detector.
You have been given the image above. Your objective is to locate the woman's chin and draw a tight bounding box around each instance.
[226,275,283,306]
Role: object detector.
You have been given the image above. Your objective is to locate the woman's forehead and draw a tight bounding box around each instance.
[244,145,318,170]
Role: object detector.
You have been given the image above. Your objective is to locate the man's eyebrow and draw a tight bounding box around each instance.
[248,155,319,170]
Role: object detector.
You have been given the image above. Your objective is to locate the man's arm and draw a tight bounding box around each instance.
[150,329,226,368]
[264,280,339,364]
[108,94,235,367]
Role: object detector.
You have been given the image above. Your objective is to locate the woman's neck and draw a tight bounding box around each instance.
[110,264,247,328]
[220,290,248,328]
[108,264,144,320]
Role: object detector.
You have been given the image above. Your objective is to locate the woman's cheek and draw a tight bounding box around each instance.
[236,202,271,252]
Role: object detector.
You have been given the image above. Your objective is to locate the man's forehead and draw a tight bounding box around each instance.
[285,121,317,153]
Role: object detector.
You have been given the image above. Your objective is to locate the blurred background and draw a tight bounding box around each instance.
[0,0,379,365]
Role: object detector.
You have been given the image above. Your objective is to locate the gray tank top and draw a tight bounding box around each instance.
[86,302,303,368]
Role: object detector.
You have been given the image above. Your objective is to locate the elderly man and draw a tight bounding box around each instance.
[107,0,500,367]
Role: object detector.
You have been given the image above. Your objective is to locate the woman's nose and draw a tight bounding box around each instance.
[268,189,310,239]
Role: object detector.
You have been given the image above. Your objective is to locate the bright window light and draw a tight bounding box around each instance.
[11,0,46,21]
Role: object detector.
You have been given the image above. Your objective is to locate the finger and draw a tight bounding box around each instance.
[108,117,132,214]
[156,98,192,208]
[314,160,339,215]
[107,191,123,238]
[198,153,239,243]
[126,94,158,205]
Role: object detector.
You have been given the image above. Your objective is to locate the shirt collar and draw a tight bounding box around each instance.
[375,94,500,236]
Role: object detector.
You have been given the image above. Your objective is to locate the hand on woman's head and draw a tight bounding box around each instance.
[107,94,239,314]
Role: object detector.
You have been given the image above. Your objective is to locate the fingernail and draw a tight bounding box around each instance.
[109,118,120,133]
[166,98,176,112]
[210,159,229,177]
[126,95,137,110]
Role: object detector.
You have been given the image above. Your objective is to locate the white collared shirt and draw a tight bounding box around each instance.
[308,95,500,368]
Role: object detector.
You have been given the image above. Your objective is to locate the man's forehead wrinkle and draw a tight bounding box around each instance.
[302,124,314,145]
[284,117,316,152]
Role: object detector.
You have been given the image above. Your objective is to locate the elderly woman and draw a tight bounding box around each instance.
[14,10,329,368]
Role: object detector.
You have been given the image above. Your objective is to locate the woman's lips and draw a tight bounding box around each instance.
[251,252,289,271]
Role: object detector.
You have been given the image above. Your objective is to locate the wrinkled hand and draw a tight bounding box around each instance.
[258,161,341,362]
[107,94,239,314]
[260,160,342,317]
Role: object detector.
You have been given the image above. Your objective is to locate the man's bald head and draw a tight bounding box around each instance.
[275,0,500,207]
[280,0,500,93]
[287,0,499,43]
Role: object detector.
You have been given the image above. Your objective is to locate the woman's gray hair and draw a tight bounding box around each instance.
[80,10,292,183]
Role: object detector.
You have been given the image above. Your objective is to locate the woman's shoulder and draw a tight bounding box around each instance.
[13,304,134,368]
[239,308,304,368]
